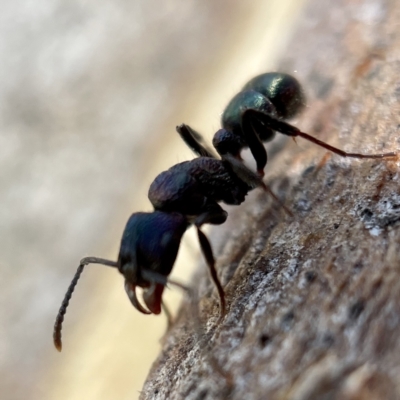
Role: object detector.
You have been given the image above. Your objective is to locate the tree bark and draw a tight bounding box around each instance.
[140,0,400,399]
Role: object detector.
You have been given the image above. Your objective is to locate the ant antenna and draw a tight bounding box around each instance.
[53,257,118,352]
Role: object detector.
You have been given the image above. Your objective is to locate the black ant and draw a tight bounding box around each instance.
[177,72,396,176]
[54,72,396,352]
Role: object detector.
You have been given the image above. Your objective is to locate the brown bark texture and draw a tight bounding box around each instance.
[140,0,400,399]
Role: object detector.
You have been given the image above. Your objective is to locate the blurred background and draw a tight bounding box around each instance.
[0,1,307,399]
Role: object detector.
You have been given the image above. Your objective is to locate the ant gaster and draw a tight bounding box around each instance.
[177,72,396,176]
[54,72,396,351]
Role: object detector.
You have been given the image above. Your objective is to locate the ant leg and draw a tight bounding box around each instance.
[241,110,268,176]
[194,206,228,320]
[176,124,218,158]
[246,109,397,159]
[197,227,226,320]
[295,129,397,159]
[194,222,235,384]
[53,257,119,351]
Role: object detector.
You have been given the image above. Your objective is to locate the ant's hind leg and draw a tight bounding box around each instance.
[246,109,397,160]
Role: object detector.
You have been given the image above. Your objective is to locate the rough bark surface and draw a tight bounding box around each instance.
[140,0,400,399]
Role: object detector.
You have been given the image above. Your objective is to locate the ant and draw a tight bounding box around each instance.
[177,72,396,176]
[54,72,396,352]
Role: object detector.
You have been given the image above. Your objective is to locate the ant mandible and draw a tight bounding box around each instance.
[54,72,396,352]
[177,72,396,176]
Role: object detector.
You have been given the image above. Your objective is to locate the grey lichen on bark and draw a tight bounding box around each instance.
[140,0,400,399]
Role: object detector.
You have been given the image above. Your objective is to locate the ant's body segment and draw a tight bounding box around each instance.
[54,72,397,352]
